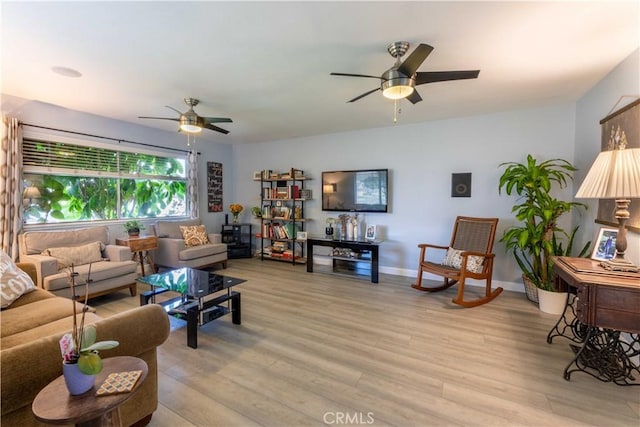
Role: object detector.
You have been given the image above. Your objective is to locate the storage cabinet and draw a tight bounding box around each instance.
[221,223,252,259]
[255,168,311,265]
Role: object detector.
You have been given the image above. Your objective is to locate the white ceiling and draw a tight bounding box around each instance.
[2,1,639,144]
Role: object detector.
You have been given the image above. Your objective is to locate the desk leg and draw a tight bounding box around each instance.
[547,294,587,345]
[564,329,640,385]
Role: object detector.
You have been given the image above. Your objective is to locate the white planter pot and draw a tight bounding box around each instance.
[537,288,568,315]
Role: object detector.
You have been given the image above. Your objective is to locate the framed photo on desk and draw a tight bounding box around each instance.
[591,226,618,261]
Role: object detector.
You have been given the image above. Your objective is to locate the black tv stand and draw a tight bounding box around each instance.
[306,237,382,283]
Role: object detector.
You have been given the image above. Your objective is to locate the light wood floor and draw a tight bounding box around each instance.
[91,259,640,427]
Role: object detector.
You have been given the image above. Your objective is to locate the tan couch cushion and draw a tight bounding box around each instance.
[179,243,227,261]
[43,260,138,292]
[180,225,210,247]
[156,219,201,239]
[42,241,105,270]
[1,295,90,338]
[1,250,36,309]
[1,311,101,350]
[20,226,110,256]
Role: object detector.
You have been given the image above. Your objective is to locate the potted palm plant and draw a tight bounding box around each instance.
[498,154,590,313]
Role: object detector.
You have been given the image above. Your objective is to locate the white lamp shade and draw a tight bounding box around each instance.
[575,148,640,199]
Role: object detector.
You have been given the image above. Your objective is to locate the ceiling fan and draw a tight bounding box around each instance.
[331,42,480,104]
[139,98,232,134]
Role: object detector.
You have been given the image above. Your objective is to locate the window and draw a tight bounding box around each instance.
[22,137,188,224]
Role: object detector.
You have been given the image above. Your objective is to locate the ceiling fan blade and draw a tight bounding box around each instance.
[331,72,383,80]
[397,44,433,77]
[203,117,233,124]
[406,90,422,104]
[347,87,381,103]
[165,105,183,115]
[138,116,180,122]
[205,123,230,134]
[415,70,480,85]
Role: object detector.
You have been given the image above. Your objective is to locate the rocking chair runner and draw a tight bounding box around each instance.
[412,216,503,307]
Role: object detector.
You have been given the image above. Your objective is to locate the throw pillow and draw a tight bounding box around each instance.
[42,241,105,270]
[442,247,484,274]
[180,225,210,247]
[1,249,36,308]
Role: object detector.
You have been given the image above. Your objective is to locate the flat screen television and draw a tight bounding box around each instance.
[322,169,388,213]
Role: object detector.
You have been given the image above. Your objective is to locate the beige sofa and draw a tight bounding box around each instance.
[18,226,138,299]
[153,219,228,270]
[1,263,170,426]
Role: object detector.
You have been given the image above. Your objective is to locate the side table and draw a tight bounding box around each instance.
[115,235,158,276]
[32,356,148,426]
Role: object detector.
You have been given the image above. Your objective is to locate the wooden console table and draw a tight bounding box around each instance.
[115,236,158,276]
[547,256,640,385]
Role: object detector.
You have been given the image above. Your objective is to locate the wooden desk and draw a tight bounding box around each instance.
[115,236,158,276]
[32,356,148,426]
[548,256,640,385]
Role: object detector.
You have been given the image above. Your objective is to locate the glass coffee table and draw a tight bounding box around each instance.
[137,267,245,348]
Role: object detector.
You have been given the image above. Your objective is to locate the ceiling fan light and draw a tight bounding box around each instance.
[382,84,414,100]
[180,124,202,133]
[381,72,415,100]
[180,116,202,133]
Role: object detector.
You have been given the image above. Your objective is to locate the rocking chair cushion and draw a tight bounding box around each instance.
[442,247,484,273]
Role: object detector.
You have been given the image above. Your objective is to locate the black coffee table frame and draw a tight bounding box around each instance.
[138,268,244,349]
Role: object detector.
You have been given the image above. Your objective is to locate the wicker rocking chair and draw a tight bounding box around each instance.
[412,216,503,307]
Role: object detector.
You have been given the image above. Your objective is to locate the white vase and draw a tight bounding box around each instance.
[537,288,568,315]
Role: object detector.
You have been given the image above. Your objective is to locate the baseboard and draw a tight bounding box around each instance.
[311,258,524,293]
[381,265,524,293]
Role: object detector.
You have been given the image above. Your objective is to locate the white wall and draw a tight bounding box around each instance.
[1,94,234,235]
[233,104,578,291]
[574,49,640,265]
[5,48,637,289]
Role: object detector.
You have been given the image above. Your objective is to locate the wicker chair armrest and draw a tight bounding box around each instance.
[460,250,495,259]
[417,243,449,250]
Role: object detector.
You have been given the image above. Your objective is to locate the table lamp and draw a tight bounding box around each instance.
[575,142,640,272]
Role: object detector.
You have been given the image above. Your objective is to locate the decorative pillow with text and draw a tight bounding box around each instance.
[442,247,484,274]
[180,225,210,247]
[1,249,36,308]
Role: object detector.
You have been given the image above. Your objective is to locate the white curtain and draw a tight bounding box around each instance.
[187,150,199,219]
[1,117,23,259]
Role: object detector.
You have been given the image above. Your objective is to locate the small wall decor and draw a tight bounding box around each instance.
[591,226,618,261]
[207,162,223,212]
[451,173,472,198]
[597,98,639,232]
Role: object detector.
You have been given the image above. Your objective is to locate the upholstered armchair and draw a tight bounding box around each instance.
[18,226,138,299]
[153,219,228,271]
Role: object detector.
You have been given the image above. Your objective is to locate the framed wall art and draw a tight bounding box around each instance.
[596,98,639,232]
[207,162,223,212]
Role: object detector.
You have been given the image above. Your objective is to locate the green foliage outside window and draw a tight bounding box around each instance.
[23,138,188,224]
